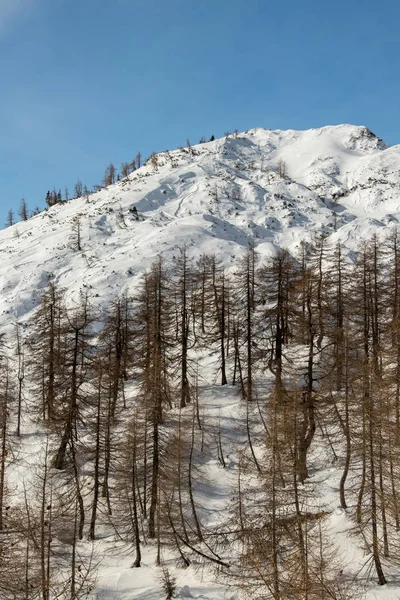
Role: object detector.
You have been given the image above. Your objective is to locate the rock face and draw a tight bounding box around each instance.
[1,124,399,323]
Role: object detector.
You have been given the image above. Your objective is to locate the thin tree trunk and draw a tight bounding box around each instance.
[89,371,102,540]
[131,415,141,567]
[149,420,159,538]
[340,339,351,509]
[70,438,85,539]
[188,406,202,540]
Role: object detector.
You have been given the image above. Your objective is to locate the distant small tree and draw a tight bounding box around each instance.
[6,209,14,227]
[121,162,130,178]
[64,187,69,201]
[150,153,159,171]
[277,158,287,178]
[74,180,83,198]
[71,216,82,252]
[136,152,142,169]
[102,163,116,187]
[45,189,61,207]
[19,198,28,221]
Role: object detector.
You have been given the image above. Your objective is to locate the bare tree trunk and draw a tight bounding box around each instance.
[149,419,159,539]
[188,405,202,541]
[70,438,85,539]
[246,396,262,473]
[339,334,351,509]
[54,328,80,470]
[16,324,25,436]
[70,500,78,600]
[177,409,189,542]
[40,442,51,600]
[131,415,141,567]
[271,397,280,600]
[102,383,113,516]
[89,369,102,540]
[369,410,386,584]
[297,290,316,483]
[233,321,245,396]
[0,376,8,531]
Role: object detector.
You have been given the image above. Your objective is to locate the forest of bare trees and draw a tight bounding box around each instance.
[2,234,400,598]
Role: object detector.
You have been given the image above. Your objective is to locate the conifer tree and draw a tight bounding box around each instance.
[29,281,66,422]
[74,179,83,198]
[19,197,28,221]
[135,258,173,538]
[234,245,258,401]
[102,163,116,187]
[5,209,14,227]
[196,255,231,385]
[259,249,297,397]
[173,247,197,408]
[54,292,95,470]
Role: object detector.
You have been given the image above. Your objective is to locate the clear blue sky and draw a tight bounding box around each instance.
[1,0,399,225]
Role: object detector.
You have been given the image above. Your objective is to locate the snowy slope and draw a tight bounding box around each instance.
[5,124,400,600]
[1,123,399,327]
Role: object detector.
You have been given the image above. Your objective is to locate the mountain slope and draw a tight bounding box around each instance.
[4,125,400,600]
[2,124,399,327]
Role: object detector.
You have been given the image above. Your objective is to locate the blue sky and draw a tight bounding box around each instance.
[1,0,399,225]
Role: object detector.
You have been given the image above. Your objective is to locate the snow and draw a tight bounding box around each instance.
[4,124,400,598]
[0,124,397,325]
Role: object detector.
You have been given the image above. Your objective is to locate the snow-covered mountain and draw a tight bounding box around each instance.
[4,124,400,600]
[2,123,399,325]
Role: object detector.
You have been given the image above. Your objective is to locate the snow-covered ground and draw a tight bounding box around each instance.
[5,124,400,598]
[2,123,399,327]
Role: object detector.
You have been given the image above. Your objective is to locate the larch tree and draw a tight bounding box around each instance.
[102,163,116,187]
[19,197,28,221]
[29,281,66,422]
[196,254,231,386]
[5,209,14,227]
[172,247,197,408]
[74,179,83,198]
[134,257,173,539]
[234,245,258,402]
[53,292,95,470]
